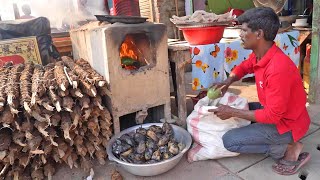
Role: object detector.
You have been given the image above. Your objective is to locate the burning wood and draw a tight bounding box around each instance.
[0,57,113,179]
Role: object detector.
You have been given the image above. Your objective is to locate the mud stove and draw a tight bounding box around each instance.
[70,21,171,133]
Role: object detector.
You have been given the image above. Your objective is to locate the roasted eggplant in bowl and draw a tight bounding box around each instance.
[106,123,192,176]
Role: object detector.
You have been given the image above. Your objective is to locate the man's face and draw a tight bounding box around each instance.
[240,23,258,49]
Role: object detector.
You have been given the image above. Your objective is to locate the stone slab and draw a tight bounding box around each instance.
[303,123,320,139]
[54,155,234,180]
[238,130,320,180]
[217,154,267,173]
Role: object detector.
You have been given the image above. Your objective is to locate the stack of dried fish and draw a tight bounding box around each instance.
[0,57,113,179]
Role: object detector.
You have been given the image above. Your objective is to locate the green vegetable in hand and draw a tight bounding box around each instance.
[207,87,222,100]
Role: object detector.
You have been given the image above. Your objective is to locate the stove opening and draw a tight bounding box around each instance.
[119,33,155,71]
[119,105,164,131]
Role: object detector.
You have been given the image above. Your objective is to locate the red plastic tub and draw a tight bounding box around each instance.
[180,26,225,45]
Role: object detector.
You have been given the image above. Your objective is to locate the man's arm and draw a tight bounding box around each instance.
[209,105,256,122]
[232,108,256,122]
[215,73,240,95]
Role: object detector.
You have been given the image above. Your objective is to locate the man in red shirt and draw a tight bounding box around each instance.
[210,7,311,175]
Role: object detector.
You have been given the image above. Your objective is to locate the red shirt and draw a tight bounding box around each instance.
[232,44,310,142]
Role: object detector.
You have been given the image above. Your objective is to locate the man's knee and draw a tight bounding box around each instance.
[222,129,240,152]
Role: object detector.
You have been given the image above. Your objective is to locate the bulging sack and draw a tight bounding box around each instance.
[187,92,250,162]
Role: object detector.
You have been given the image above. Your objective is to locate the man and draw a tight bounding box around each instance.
[209,7,311,175]
[20,4,35,19]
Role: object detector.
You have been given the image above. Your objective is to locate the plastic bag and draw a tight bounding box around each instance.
[187,92,250,162]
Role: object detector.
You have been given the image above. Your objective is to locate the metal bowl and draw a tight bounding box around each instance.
[106,123,192,176]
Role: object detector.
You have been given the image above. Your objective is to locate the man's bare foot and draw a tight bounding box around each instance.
[282,142,304,162]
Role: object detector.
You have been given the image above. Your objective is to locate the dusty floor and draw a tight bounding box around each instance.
[53,72,320,180]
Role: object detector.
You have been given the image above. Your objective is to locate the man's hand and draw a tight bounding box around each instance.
[209,105,257,122]
[208,105,235,120]
[209,73,239,96]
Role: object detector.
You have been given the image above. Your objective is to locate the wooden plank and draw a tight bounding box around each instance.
[309,0,320,104]
[172,50,190,128]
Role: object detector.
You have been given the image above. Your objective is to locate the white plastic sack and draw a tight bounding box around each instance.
[187,92,250,162]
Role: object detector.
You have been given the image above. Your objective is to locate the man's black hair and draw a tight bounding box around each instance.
[237,7,280,41]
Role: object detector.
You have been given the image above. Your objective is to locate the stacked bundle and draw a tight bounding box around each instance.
[0,57,113,179]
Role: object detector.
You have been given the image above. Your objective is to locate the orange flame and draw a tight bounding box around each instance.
[120,36,138,60]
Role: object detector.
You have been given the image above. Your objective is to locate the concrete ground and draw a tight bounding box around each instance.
[53,72,320,180]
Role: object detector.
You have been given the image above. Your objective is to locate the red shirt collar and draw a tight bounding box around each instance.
[254,43,279,68]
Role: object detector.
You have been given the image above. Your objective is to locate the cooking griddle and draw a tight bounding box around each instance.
[95,15,147,24]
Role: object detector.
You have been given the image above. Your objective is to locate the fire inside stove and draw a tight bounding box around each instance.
[119,33,153,71]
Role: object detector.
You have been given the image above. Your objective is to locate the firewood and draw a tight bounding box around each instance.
[37,96,55,111]
[51,147,61,163]
[70,88,83,98]
[27,132,43,153]
[54,63,69,91]
[12,131,27,147]
[31,105,48,123]
[31,168,44,180]
[43,63,56,89]
[61,146,73,168]
[46,127,58,147]
[50,113,61,127]
[6,144,22,165]
[80,79,97,97]
[62,96,74,112]
[87,117,100,137]
[101,137,109,148]
[100,108,112,122]
[61,112,72,141]
[12,165,23,180]
[79,94,90,109]
[70,153,79,168]
[92,95,104,110]
[0,63,12,111]
[75,143,87,157]
[31,64,45,106]
[65,67,79,89]
[84,141,95,158]
[0,58,114,178]
[0,126,13,152]
[97,85,112,97]
[42,141,53,155]
[20,62,34,113]
[56,139,69,158]
[83,108,92,121]
[6,64,24,114]
[80,155,92,174]
[0,151,7,161]
[57,89,70,97]
[34,121,49,137]
[0,105,16,125]
[18,152,31,168]
[48,87,62,112]
[62,56,93,83]
[70,105,81,130]
[75,58,106,87]
[43,160,55,180]
[86,132,102,150]
[95,145,107,165]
